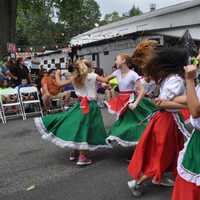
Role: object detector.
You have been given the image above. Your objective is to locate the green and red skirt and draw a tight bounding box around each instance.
[106,95,158,147]
[105,91,135,117]
[172,130,200,200]
[128,111,189,183]
[34,99,110,151]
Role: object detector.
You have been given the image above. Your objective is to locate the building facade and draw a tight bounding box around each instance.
[71,0,200,74]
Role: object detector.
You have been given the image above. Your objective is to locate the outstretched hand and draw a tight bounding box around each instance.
[128,103,137,111]
[153,98,163,106]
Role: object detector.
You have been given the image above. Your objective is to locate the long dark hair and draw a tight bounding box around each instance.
[145,48,189,83]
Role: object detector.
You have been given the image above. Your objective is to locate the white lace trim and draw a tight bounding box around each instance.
[177,131,200,186]
[172,113,191,139]
[106,135,138,147]
[34,117,112,151]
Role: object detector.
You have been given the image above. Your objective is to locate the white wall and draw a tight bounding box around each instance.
[99,47,134,74]
[79,36,163,74]
[79,38,138,74]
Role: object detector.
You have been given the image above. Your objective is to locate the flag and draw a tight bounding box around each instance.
[178,29,197,56]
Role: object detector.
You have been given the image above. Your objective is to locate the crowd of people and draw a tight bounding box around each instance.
[0,57,34,105]
[1,40,200,199]
[0,56,78,112]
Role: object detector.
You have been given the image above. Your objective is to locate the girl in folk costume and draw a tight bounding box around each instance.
[172,65,200,200]
[35,59,112,166]
[128,48,190,197]
[132,40,159,99]
[105,53,158,147]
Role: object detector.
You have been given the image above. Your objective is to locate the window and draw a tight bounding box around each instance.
[92,54,96,61]
[103,51,109,56]
[60,57,65,63]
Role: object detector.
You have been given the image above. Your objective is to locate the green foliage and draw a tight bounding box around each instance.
[54,0,101,37]
[16,0,57,47]
[100,11,121,26]
[99,5,143,26]
[129,5,142,17]
[16,0,101,47]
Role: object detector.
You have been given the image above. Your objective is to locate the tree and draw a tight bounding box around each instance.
[16,0,101,48]
[0,0,17,57]
[129,5,142,17]
[100,11,121,25]
[99,5,142,26]
[55,0,101,38]
[16,0,58,48]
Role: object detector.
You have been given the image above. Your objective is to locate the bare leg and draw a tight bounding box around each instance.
[42,94,52,112]
[137,175,150,185]
[63,92,71,106]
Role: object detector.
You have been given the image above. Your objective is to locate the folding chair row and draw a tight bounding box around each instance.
[0,86,43,124]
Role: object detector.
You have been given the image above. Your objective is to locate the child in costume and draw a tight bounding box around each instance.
[105,53,158,147]
[172,65,200,199]
[128,48,189,197]
[35,59,112,166]
[140,76,158,98]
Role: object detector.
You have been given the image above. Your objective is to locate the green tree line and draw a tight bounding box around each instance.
[16,0,142,48]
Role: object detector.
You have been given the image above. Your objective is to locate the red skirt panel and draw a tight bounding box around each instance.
[128,111,184,183]
[172,175,200,200]
[180,108,190,122]
[105,92,133,116]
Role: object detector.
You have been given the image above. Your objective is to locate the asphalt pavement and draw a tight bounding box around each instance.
[0,110,172,200]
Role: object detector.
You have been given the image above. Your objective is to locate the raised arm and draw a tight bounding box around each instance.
[96,74,115,83]
[55,69,73,87]
[185,65,200,118]
[129,80,145,110]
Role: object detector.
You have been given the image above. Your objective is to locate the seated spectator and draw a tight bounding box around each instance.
[17,78,34,101]
[62,64,77,105]
[0,79,17,104]
[63,64,75,92]
[95,68,107,108]
[11,57,32,86]
[0,57,17,83]
[41,69,70,111]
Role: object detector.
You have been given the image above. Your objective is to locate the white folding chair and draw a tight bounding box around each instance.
[40,88,64,114]
[19,86,43,119]
[49,98,65,113]
[0,108,5,124]
[0,88,25,123]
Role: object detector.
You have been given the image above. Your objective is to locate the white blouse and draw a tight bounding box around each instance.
[112,69,140,92]
[74,72,97,99]
[159,75,185,100]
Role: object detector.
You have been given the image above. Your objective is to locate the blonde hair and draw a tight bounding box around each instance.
[73,59,90,88]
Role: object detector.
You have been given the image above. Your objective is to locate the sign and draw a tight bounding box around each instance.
[7,43,17,53]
